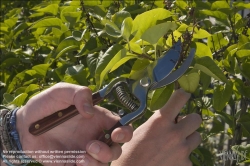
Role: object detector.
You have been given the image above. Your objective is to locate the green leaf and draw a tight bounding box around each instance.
[95,44,124,88]
[110,55,137,73]
[194,56,228,82]
[32,64,50,76]
[78,37,106,56]
[30,18,68,31]
[195,42,212,58]
[233,2,250,10]
[25,84,40,98]
[63,65,89,85]
[87,53,99,77]
[141,22,177,45]
[3,93,14,103]
[238,113,250,138]
[11,93,28,106]
[236,50,250,59]
[241,62,250,80]
[150,83,174,111]
[200,10,227,20]
[4,17,18,28]
[200,71,211,91]
[129,59,151,80]
[112,11,131,29]
[132,8,172,42]
[232,144,250,162]
[178,69,200,93]
[105,23,121,37]
[213,81,233,111]
[193,28,211,39]
[211,1,230,10]
[37,4,59,15]
[121,17,133,41]
[54,36,80,58]
[208,32,229,52]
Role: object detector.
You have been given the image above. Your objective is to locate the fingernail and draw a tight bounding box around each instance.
[89,142,100,154]
[79,156,89,166]
[116,133,125,141]
[83,104,94,115]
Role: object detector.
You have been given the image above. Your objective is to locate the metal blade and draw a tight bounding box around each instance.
[150,48,195,90]
[152,40,182,82]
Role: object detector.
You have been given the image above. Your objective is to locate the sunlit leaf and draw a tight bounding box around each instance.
[194,56,228,82]
[141,22,177,45]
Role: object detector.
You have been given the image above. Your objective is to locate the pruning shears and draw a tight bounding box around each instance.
[29,40,195,146]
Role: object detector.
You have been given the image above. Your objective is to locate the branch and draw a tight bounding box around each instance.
[130,50,155,61]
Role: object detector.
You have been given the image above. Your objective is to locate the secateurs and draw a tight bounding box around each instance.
[29,40,196,145]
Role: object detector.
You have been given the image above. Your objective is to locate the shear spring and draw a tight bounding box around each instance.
[115,84,139,111]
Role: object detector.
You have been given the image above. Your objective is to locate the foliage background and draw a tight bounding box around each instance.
[1,0,250,165]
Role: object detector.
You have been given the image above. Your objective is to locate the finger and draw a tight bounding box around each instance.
[86,141,122,163]
[186,131,202,153]
[25,83,95,121]
[159,89,190,120]
[111,126,133,143]
[76,153,108,166]
[177,113,202,137]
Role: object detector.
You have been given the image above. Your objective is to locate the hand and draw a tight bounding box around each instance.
[111,89,202,166]
[16,83,133,166]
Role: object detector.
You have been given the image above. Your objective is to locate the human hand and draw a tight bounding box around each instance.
[111,89,202,166]
[16,83,133,166]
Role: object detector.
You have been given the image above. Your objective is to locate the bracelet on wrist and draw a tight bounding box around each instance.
[0,108,34,166]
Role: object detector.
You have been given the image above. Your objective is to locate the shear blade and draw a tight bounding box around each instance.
[150,48,195,90]
[152,40,182,82]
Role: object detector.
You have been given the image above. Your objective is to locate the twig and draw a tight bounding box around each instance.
[130,50,155,61]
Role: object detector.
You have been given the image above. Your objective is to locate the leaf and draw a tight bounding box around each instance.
[236,50,250,59]
[207,32,229,52]
[194,56,228,82]
[132,8,172,42]
[105,23,121,37]
[194,42,212,58]
[3,93,14,103]
[211,1,230,10]
[200,10,227,20]
[32,64,50,76]
[238,113,250,138]
[213,81,233,111]
[150,83,174,111]
[121,17,133,41]
[232,144,250,161]
[78,37,106,56]
[141,22,177,45]
[54,36,80,58]
[30,18,68,31]
[233,2,250,10]
[112,11,131,29]
[25,84,40,97]
[87,53,99,77]
[110,55,137,73]
[129,59,151,80]
[37,4,59,15]
[200,71,211,91]
[11,93,28,106]
[178,70,200,93]
[241,62,250,80]
[63,65,89,85]
[193,28,211,39]
[95,44,124,88]
[4,17,18,28]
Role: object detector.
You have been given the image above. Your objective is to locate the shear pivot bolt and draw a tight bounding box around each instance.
[140,77,151,87]
[118,109,125,116]
[105,134,110,139]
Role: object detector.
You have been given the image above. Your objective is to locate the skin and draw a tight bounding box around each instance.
[2,83,202,166]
